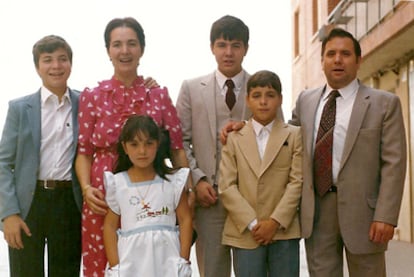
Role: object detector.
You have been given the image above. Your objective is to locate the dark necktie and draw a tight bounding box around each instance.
[225,79,236,110]
[314,90,340,196]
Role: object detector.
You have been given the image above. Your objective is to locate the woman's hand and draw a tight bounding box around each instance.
[83,185,108,215]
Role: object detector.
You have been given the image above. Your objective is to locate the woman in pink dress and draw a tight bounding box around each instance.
[75,17,193,277]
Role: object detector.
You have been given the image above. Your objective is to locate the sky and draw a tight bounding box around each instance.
[0,0,292,129]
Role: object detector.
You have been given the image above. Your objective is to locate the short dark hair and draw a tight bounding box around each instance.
[321,28,361,58]
[32,35,73,68]
[210,15,249,46]
[104,17,145,52]
[115,115,175,180]
[247,70,282,95]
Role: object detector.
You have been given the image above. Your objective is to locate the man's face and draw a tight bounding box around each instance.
[322,36,361,89]
[211,36,248,78]
[36,48,71,94]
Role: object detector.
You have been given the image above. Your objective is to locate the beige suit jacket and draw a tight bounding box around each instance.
[290,83,407,254]
[218,119,303,249]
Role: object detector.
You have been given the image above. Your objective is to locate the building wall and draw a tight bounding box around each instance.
[291,0,414,242]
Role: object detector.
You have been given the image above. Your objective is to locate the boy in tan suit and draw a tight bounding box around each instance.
[219,70,302,277]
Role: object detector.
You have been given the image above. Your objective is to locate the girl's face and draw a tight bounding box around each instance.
[122,132,158,171]
[107,26,143,81]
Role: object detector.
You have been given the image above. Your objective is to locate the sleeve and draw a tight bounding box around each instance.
[103,171,120,215]
[0,100,22,221]
[77,88,96,155]
[175,80,207,184]
[374,94,407,225]
[218,133,256,233]
[159,87,184,150]
[288,91,303,127]
[172,168,190,208]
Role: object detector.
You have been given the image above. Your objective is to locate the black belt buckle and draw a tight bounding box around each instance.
[328,186,337,192]
[42,180,56,190]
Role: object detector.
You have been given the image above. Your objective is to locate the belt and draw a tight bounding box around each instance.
[37,180,72,189]
[327,186,337,192]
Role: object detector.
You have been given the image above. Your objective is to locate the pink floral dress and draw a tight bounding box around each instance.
[77,76,183,277]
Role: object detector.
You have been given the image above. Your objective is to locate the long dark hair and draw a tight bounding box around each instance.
[114,115,175,180]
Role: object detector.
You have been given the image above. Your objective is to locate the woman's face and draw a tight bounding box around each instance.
[107,26,143,79]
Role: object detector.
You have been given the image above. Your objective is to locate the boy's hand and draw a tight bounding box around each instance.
[195,180,217,207]
[252,219,279,245]
[3,214,31,249]
[143,77,159,88]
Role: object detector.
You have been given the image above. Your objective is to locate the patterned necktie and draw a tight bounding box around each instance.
[225,79,236,110]
[314,90,340,196]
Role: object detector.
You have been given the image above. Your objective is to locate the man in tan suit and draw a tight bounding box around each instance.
[289,28,407,276]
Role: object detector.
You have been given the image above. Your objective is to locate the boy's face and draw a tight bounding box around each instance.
[246,85,282,126]
[211,36,248,78]
[36,47,71,94]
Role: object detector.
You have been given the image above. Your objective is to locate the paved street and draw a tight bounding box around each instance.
[1,235,413,276]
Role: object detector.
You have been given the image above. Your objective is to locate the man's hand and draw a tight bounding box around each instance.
[369,221,395,244]
[220,121,245,145]
[3,214,31,249]
[252,219,279,245]
[84,186,108,215]
[195,180,217,207]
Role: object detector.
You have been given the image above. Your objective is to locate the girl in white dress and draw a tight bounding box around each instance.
[103,115,192,277]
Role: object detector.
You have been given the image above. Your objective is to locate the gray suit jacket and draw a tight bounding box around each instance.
[176,71,252,185]
[289,82,407,254]
[0,89,82,230]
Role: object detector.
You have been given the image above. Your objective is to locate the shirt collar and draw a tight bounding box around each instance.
[40,86,71,105]
[215,70,245,90]
[251,119,274,137]
[325,78,359,100]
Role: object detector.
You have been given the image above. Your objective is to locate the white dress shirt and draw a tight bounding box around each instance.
[215,70,246,99]
[313,79,359,184]
[248,119,275,230]
[38,87,73,180]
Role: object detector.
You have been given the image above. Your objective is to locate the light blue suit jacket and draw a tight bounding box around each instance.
[0,89,82,230]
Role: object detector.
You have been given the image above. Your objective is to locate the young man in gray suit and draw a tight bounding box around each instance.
[289,28,406,277]
[176,15,252,277]
[0,35,82,277]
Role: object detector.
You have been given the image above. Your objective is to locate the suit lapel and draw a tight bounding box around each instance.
[339,85,370,171]
[303,87,325,160]
[69,89,79,145]
[238,122,261,178]
[200,73,217,142]
[260,121,289,175]
[26,91,42,155]
[238,120,290,178]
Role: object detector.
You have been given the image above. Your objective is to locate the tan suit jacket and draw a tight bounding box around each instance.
[290,83,407,254]
[218,119,303,249]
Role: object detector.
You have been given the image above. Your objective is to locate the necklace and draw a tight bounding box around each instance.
[136,181,152,207]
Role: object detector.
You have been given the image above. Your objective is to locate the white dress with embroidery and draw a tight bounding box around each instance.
[104,168,191,277]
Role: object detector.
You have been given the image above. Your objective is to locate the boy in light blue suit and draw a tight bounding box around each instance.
[0,35,82,277]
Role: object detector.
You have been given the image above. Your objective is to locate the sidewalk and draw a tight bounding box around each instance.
[0,235,413,276]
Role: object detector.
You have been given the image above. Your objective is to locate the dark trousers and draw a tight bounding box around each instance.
[233,239,300,277]
[9,185,81,277]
